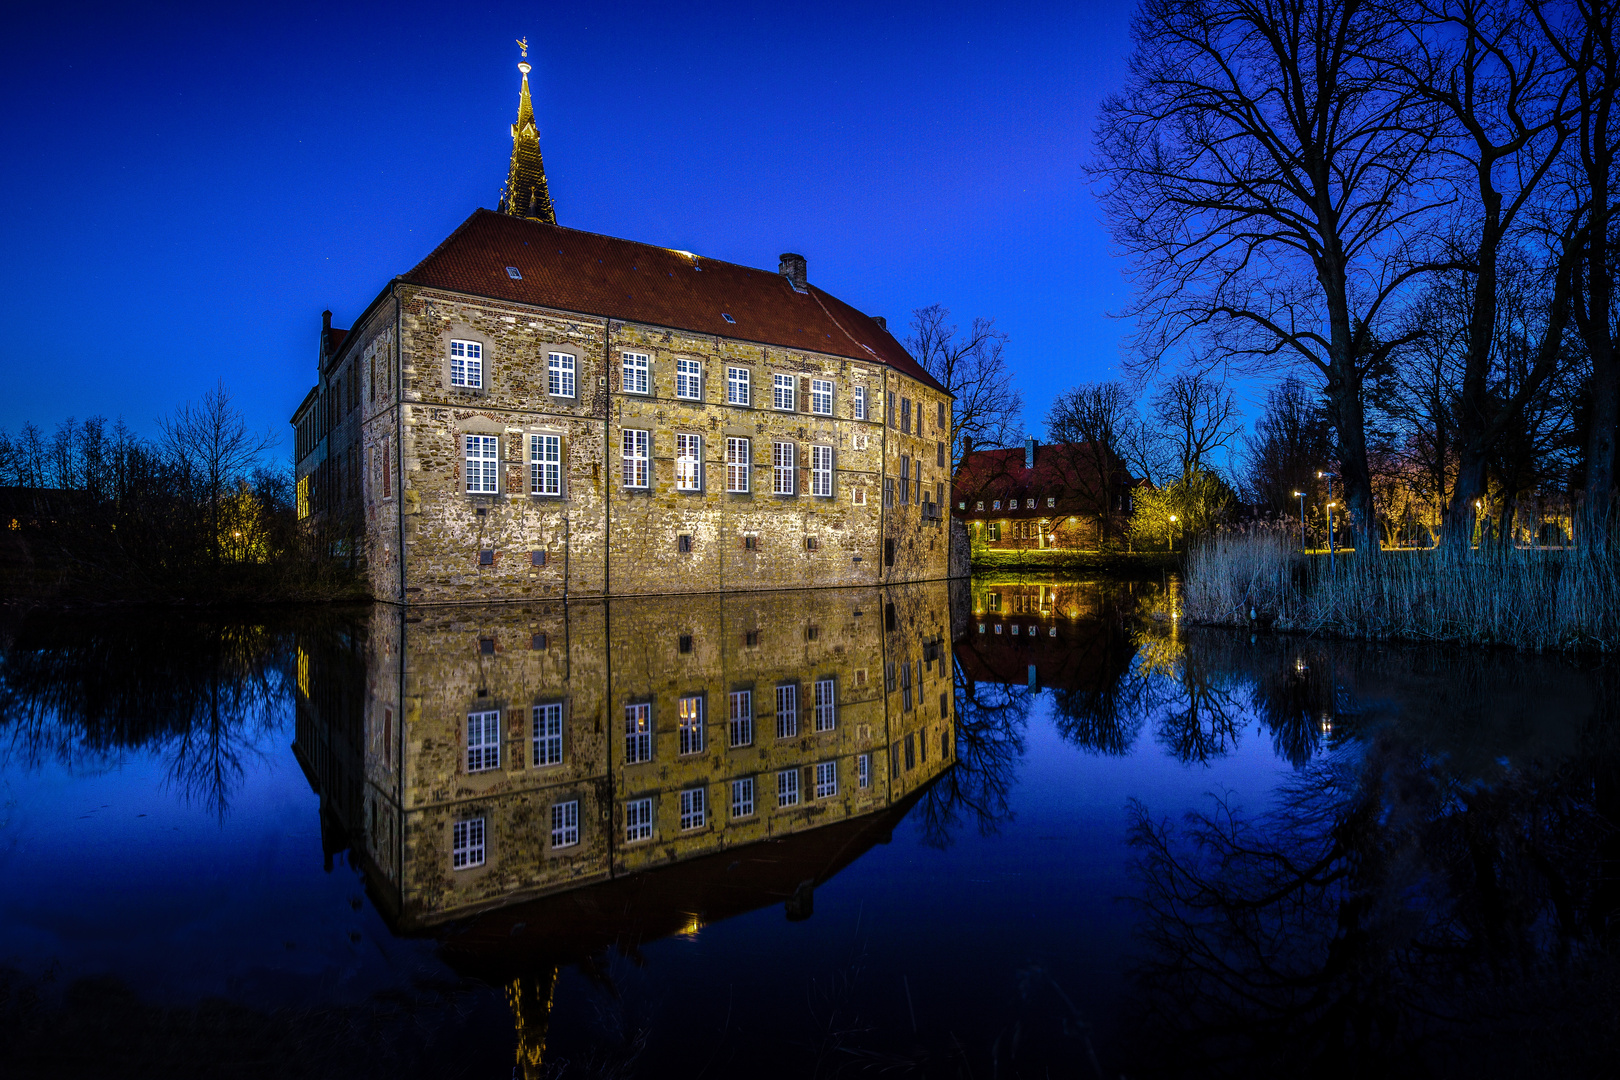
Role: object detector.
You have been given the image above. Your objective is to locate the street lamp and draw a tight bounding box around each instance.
[1318,471,1337,573]
[1293,491,1306,549]
[1168,514,1177,553]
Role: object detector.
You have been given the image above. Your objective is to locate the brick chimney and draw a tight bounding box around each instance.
[873,315,887,331]
[779,252,807,291]
[1026,436,1036,470]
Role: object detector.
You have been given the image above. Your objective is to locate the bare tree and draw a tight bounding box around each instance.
[1245,375,1335,514]
[1092,0,1448,552]
[1044,380,1139,540]
[1393,0,1581,550]
[1153,371,1243,484]
[1534,0,1619,534]
[905,304,1024,470]
[159,382,277,565]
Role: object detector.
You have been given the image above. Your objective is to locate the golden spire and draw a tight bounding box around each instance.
[498,38,556,224]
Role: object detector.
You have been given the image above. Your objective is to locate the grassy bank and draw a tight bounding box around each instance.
[1184,530,1620,652]
[971,549,1180,573]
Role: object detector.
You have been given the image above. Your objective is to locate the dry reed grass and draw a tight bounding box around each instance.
[1184,524,1620,652]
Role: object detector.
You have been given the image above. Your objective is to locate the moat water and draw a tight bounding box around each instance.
[1,577,1615,1079]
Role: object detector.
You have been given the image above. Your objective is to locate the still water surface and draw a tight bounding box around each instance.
[1,577,1614,1078]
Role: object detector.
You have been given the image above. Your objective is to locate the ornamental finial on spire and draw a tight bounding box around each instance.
[498,37,555,224]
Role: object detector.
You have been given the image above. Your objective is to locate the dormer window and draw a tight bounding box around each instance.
[1047,497,1055,508]
[505,266,523,280]
[992,500,1001,510]
[1026,498,1036,509]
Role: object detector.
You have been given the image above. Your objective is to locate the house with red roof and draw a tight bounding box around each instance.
[292,48,954,601]
[951,437,1138,553]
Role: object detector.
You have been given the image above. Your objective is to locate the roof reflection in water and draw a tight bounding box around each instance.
[293,582,956,1073]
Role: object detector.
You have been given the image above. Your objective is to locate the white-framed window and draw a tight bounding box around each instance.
[726,437,751,492]
[777,768,800,807]
[1027,498,1036,509]
[1047,497,1055,508]
[625,798,653,842]
[550,800,579,848]
[731,777,755,818]
[680,787,706,830]
[466,710,500,772]
[858,753,871,789]
[728,690,753,747]
[533,703,563,766]
[727,366,750,405]
[449,340,483,389]
[773,373,796,411]
[529,434,561,496]
[675,358,702,400]
[452,817,485,869]
[993,500,1002,510]
[776,683,798,738]
[624,703,652,763]
[815,761,838,799]
[811,378,833,415]
[678,695,705,755]
[675,433,702,492]
[465,435,499,495]
[853,385,867,420]
[773,441,796,495]
[547,352,575,397]
[813,678,836,732]
[621,351,649,394]
[622,429,650,488]
[810,445,834,497]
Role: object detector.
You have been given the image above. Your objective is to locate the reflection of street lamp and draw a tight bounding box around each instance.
[1168,514,1177,553]
[1293,490,1306,549]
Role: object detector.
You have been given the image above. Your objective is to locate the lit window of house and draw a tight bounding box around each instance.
[726,437,751,492]
[621,429,650,488]
[773,441,796,495]
[533,703,563,765]
[624,703,652,763]
[550,801,579,848]
[450,340,482,388]
[452,818,485,869]
[547,352,575,397]
[675,433,702,491]
[810,378,833,415]
[465,435,499,495]
[773,373,796,411]
[624,798,653,842]
[466,710,500,772]
[678,695,705,754]
[621,351,649,394]
[777,768,800,807]
[727,366,750,405]
[676,358,702,400]
[810,445,834,496]
[529,435,561,496]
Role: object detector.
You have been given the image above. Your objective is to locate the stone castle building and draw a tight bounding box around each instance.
[292,48,954,602]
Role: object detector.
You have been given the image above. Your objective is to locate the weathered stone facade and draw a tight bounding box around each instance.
[293,582,954,930]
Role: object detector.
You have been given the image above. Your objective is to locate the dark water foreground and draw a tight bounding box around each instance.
[0,579,1615,1079]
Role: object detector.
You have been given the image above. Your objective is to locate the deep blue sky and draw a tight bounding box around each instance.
[0,0,1161,460]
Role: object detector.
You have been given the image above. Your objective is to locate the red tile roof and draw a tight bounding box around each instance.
[399,209,948,396]
[952,442,1136,519]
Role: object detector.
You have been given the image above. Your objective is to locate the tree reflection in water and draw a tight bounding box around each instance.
[1123,633,1620,1078]
[0,608,341,818]
[915,656,1028,848]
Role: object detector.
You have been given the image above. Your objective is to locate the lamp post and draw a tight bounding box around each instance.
[1318,471,1337,573]
[1293,490,1306,549]
[1168,514,1177,553]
